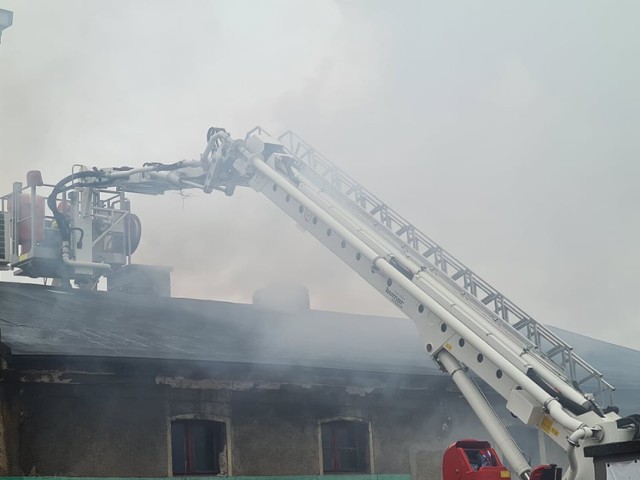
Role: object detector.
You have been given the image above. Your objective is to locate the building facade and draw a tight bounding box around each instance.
[0,281,638,478]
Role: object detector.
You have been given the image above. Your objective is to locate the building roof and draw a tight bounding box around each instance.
[0,281,434,375]
[1,281,639,391]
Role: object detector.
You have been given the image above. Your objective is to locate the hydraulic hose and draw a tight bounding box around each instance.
[47,170,107,241]
[525,369,594,417]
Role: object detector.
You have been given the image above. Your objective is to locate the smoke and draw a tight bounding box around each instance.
[1,1,639,349]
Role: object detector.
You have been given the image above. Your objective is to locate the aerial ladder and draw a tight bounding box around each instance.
[1,127,638,480]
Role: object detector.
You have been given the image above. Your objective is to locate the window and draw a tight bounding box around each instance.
[464,448,498,470]
[321,420,369,473]
[171,420,227,476]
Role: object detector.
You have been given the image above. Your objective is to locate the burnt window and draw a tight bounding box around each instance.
[321,420,369,473]
[171,420,227,476]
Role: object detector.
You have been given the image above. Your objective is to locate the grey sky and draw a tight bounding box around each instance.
[1,1,639,350]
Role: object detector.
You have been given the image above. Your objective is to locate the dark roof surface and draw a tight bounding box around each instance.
[1,281,639,390]
[0,281,433,375]
[545,326,640,390]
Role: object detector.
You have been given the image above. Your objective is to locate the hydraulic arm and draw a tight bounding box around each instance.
[1,127,638,480]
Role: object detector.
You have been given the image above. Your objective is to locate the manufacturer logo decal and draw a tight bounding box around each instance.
[385,286,405,309]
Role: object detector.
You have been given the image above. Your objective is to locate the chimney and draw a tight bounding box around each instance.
[107,264,172,297]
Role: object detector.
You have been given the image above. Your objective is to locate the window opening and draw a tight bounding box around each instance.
[171,419,227,475]
[321,420,369,473]
[464,448,498,470]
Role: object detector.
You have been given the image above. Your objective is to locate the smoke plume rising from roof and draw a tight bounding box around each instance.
[1,1,639,349]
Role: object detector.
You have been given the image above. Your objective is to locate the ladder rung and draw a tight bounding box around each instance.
[370,205,383,215]
[545,345,567,359]
[482,293,499,305]
[396,225,410,235]
[578,372,599,385]
[423,246,437,258]
[512,318,532,330]
[451,269,467,281]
